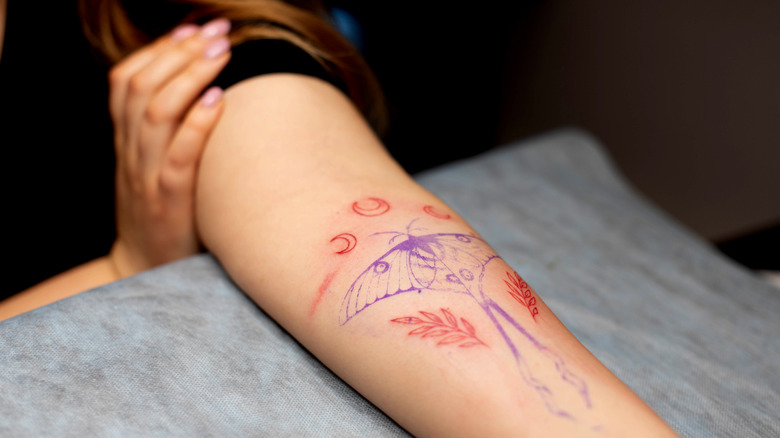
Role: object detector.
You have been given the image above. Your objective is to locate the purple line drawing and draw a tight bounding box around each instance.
[339,220,592,420]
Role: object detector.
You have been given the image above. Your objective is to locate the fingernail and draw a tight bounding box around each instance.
[200,18,231,38]
[171,24,198,41]
[201,87,223,107]
[204,37,230,59]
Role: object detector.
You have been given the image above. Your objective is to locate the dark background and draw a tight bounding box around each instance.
[2,1,115,298]
[2,0,777,299]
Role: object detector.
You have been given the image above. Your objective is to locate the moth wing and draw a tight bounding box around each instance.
[420,233,499,295]
[340,246,432,325]
[432,234,497,266]
[340,233,499,324]
[408,244,437,289]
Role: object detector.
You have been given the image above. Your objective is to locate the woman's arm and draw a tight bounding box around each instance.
[197,74,677,437]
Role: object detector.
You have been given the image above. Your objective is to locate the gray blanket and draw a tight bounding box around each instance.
[2,129,778,437]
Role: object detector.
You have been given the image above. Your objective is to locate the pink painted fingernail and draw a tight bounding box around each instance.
[204,37,230,59]
[171,24,198,41]
[201,87,223,107]
[200,18,231,38]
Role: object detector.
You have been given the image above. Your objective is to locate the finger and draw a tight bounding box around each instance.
[136,37,230,188]
[159,87,225,196]
[116,19,227,190]
[108,25,198,134]
[110,25,200,182]
[124,18,230,116]
[144,39,230,137]
[126,20,230,180]
[124,34,213,135]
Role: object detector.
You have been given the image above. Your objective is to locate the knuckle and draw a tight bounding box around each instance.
[127,72,154,95]
[159,166,189,193]
[165,152,189,171]
[144,100,172,124]
[108,65,129,86]
[166,147,197,173]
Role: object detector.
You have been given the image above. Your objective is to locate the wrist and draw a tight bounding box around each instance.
[108,240,144,280]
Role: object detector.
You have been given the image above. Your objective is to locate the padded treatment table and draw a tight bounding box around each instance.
[2,129,778,437]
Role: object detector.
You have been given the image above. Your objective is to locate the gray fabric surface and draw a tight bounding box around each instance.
[416,129,780,437]
[2,128,778,437]
[0,259,408,437]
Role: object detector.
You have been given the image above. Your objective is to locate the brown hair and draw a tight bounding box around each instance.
[79,0,387,133]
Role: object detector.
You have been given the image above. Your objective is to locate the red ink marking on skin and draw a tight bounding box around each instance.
[310,270,338,316]
[352,197,390,216]
[423,205,451,220]
[329,233,357,254]
[504,271,539,321]
[390,308,488,348]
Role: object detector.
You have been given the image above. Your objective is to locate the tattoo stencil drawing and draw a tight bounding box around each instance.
[352,197,391,216]
[339,219,592,420]
[423,205,451,220]
[391,308,487,348]
[330,233,357,254]
[505,271,539,321]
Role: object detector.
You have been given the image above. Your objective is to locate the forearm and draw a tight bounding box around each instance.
[196,75,676,437]
[0,257,118,321]
[0,234,190,322]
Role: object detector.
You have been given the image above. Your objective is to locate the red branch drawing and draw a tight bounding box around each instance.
[390,308,487,348]
[504,271,539,321]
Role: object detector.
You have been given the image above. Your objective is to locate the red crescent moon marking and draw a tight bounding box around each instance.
[352,197,391,216]
[423,205,451,220]
[330,233,357,254]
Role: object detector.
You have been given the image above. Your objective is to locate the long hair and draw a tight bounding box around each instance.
[78,0,387,133]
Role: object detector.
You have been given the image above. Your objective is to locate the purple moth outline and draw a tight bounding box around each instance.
[339,219,592,420]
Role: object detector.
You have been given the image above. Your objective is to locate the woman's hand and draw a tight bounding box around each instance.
[108,18,232,277]
[0,19,233,319]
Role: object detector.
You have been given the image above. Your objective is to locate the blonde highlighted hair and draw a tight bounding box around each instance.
[79,0,387,133]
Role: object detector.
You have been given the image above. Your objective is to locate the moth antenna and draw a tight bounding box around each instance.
[406,218,426,235]
[370,230,404,245]
[388,233,407,245]
[370,231,399,237]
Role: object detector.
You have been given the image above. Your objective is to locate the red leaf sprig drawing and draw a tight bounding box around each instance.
[505,271,539,321]
[391,308,488,348]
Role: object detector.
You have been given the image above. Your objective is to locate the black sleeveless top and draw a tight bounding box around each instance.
[211,39,346,94]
